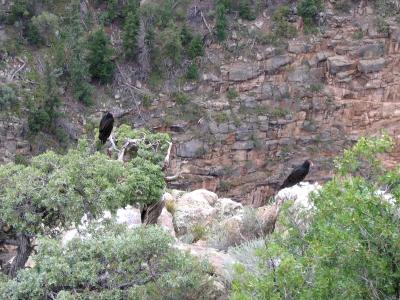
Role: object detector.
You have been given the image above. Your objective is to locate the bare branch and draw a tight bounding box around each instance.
[163,142,173,171]
[200,11,212,34]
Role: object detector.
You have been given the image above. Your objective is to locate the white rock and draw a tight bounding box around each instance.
[157,208,176,238]
[173,189,218,236]
[214,198,243,217]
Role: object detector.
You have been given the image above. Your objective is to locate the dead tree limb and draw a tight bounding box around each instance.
[200,11,212,34]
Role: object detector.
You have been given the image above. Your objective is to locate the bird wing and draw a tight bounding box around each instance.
[99,117,114,133]
[280,165,308,189]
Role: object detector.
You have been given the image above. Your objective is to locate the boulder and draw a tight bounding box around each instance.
[157,208,176,238]
[220,62,262,81]
[358,58,385,73]
[327,56,355,75]
[214,198,243,217]
[275,182,322,233]
[263,55,292,74]
[288,41,311,54]
[175,243,237,279]
[232,141,254,150]
[177,139,207,158]
[357,43,385,59]
[288,66,310,82]
[173,189,218,236]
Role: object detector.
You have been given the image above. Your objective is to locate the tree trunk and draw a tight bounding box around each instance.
[140,199,166,225]
[8,233,32,278]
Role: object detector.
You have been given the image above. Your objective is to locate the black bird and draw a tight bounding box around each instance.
[98,112,114,144]
[279,160,313,190]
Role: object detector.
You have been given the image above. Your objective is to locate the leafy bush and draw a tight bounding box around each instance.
[227,88,239,99]
[7,0,33,24]
[87,28,115,83]
[186,63,200,80]
[215,2,228,41]
[187,35,204,59]
[376,17,390,35]
[272,5,297,38]
[172,91,189,105]
[156,23,183,65]
[28,63,61,134]
[123,11,140,59]
[0,84,18,111]
[239,0,256,20]
[31,11,59,44]
[231,135,400,299]
[0,127,169,276]
[24,21,43,45]
[55,0,93,105]
[297,0,323,25]
[0,225,215,299]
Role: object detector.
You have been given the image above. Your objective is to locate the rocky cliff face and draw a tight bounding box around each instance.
[1,0,400,205]
[161,2,400,205]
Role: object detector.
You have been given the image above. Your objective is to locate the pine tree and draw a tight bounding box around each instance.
[87,28,115,83]
[123,11,140,59]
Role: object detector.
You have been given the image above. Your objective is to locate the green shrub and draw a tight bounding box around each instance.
[87,28,115,83]
[0,128,170,276]
[7,0,32,24]
[186,63,200,80]
[215,3,228,41]
[227,88,239,99]
[187,35,204,59]
[353,28,364,40]
[31,11,59,44]
[181,26,193,47]
[157,23,183,65]
[24,21,43,45]
[0,225,215,299]
[231,135,400,299]
[172,91,189,105]
[272,5,297,38]
[297,0,323,25]
[191,223,208,242]
[376,17,390,35]
[0,84,18,111]
[123,11,140,59]
[239,0,256,20]
[28,63,61,134]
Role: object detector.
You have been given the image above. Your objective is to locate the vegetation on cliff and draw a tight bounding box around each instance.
[232,135,400,299]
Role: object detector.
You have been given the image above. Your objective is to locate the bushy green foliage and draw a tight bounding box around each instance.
[31,11,59,44]
[0,225,215,299]
[24,21,43,45]
[0,84,18,111]
[334,134,393,179]
[157,23,183,65]
[297,0,323,25]
[87,28,115,83]
[7,0,33,24]
[56,0,93,105]
[114,124,171,166]
[0,127,168,231]
[172,91,189,105]
[187,35,204,59]
[186,63,200,80]
[231,135,400,299]
[376,17,390,35]
[123,11,140,59]
[272,5,297,38]
[239,0,255,20]
[28,62,61,134]
[215,2,228,41]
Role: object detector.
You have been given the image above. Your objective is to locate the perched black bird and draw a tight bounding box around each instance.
[279,160,313,190]
[98,112,114,144]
